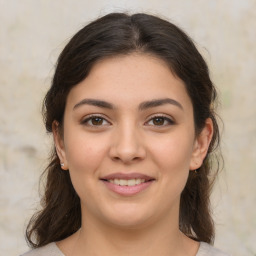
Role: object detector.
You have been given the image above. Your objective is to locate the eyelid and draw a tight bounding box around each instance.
[145,114,175,126]
[80,114,111,126]
[80,113,175,127]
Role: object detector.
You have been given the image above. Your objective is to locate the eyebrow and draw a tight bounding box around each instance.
[73,98,183,111]
[138,98,183,111]
[73,99,114,110]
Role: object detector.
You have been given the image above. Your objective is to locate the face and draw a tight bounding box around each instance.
[54,54,212,229]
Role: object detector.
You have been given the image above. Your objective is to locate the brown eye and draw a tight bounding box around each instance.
[81,116,110,126]
[146,116,174,126]
[152,117,165,126]
[91,117,104,125]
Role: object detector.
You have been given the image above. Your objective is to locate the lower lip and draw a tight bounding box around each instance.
[102,180,154,196]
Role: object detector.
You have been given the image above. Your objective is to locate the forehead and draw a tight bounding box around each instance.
[66,53,192,111]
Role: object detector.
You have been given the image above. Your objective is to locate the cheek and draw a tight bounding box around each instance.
[64,133,109,201]
[143,133,194,216]
[149,132,194,172]
[64,131,109,174]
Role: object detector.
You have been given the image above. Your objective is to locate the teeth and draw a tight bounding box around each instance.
[109,178,146,186]
[113,179,119,185]
[135,179,142,185]
[119,179,127,186]
[127,179,135,186]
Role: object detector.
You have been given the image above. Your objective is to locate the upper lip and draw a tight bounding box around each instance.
[100,173,155,181]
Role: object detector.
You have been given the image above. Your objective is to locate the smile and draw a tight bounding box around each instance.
[108,178,146,186]
[100,173,155,196]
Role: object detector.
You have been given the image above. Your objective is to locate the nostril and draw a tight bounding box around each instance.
[109,139,146,163]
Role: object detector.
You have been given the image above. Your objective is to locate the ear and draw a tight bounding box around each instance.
[52,120,69,170]
[189,118,213,170]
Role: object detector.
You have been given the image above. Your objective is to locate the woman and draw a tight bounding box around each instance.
[22,13,229,256]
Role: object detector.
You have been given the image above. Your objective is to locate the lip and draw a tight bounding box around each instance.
[100,172,155,196]
[100,172,154,181]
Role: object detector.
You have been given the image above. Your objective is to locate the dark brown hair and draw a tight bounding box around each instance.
[26,12,221,248]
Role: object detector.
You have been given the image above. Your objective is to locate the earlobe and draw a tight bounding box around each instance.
[52,121,69,170]
[189,118,213,170]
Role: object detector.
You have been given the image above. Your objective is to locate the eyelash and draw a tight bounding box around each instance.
[81,115,110,127]
[145,115,175,126]
[81,114,175,127]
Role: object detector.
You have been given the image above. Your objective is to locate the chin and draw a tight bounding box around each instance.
[108,216,153,230]
[102,203,155,229]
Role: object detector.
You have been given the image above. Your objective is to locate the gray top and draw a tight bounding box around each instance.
[21,242,230,256]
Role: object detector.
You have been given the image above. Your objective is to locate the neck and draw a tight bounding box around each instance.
[69,208,198,256]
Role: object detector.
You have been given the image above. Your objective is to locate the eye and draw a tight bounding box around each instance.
[146,115,174,126]
[81,115,110,127]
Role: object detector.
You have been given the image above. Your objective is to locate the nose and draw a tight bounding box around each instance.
[109,122,146,164]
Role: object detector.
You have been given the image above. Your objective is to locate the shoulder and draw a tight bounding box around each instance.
[20,243,64,256]
[197,242,231,256]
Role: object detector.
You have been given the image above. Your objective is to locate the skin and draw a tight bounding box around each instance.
[53,53,213,256]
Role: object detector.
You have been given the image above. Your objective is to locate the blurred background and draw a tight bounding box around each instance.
[0,1,255,255]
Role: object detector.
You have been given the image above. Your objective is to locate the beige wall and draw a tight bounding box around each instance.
[0,1,255,255]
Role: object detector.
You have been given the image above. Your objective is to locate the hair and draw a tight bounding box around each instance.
[26,12,221,248]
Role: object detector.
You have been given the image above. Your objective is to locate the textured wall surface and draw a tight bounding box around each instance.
[0,1,255,255]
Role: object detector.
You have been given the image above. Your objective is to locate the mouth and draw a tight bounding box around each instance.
[100,173,155,186]
[106,178,149,186]
[100,173,155,196]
